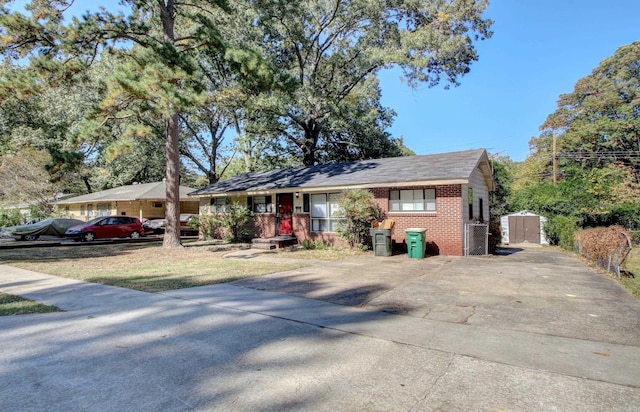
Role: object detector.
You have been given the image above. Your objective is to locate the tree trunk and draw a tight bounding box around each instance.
[82,175,92,193]
[163,112,183,248]
[160,0,182,248]
[301,120,320,166]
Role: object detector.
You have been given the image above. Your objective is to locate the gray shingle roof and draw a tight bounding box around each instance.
[190,149,490,196]
[57,182,197,204]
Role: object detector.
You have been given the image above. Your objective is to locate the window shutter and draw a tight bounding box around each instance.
[303,194,310,212]
[266,196,272,213]
[247,197,253,211]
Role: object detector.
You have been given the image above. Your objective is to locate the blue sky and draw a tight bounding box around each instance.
[379,0,640,161]
[7,1,638,162]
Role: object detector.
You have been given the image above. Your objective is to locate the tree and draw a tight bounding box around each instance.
[91,134,167,189]
[540,41,640,182]
[319,77,404,163]
[177,4,279,182]
[489,155,515,220]
[517,41,640,231]
[0,61,104,194]
[249,0,493,165]
[0,0,238,248]
[0,148,62,215]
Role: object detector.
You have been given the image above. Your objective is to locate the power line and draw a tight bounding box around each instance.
[532,151,640,160]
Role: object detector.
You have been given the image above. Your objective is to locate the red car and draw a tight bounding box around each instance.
[65,216,144,242]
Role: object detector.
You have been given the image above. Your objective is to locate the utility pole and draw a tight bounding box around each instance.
[553,130,557,185]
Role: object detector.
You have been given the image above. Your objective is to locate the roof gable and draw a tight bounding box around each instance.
[191,149,493,196]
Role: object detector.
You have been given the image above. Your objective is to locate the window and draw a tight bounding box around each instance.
[210,197,227,213]
[80,205,85,216]
[389,189,435,212]
[87,204,93,217]
[250,196,272,213]
[152,202,163,208]
[311,193,343,232]
[97,203,111,217]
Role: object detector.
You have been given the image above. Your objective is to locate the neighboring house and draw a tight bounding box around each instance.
[501,211,549,245]
[0,201,33,221]
[56,181,199,222]
[189,149,495,256]
[1,193,76,220]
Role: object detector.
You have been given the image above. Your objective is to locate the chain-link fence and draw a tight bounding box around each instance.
[575,226,633,279]
[464,223,489,256]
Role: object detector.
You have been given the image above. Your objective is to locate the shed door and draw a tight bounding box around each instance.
[508,216,541,244]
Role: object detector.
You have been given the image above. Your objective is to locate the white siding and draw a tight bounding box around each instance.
[468,166,490,223]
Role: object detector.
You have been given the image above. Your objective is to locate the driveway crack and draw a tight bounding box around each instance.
[409,354,455,411]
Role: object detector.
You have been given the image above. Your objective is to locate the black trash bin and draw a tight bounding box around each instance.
[370,228,392,256]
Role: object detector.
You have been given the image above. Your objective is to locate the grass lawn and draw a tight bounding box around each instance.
[0,292,60,316]
[621,247,640,299]
[0,241,309,293]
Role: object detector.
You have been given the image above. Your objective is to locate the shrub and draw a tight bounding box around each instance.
[488,218,501,254]
[194,212,218,240]
[300,239,332,250]
[216,200,254,242]
[335,189,383,249]
[313,240,331,250]
[608,203,640,231]
[575,226,633,277]
[0,208,22,228]
[196,200,254,241]
[544,215,579,250]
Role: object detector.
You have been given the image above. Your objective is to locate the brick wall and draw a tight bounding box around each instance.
[253,213,277,238]
[248,185,465,255]
[371,185,463,256]
[293,213,348,248]
[293,214,310,241]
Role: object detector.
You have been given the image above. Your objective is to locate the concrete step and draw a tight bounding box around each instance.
[251,236,297,249]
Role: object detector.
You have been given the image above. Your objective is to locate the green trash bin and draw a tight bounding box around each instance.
[405,228,427,259]
[370,228,392,257]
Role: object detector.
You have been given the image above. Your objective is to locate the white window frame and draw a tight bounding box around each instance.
[252,196,273,213]
[96,203,111,217]
[389,189,436,212]
[211,198,227,213]
[310,193,343,232]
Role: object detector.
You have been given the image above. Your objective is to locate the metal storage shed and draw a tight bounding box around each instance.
[501,211,548,245]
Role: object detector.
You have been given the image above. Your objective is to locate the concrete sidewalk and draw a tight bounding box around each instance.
[1,250,640,411]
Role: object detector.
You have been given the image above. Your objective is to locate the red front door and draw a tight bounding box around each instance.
[277,193,293,236]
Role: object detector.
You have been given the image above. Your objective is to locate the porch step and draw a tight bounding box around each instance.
[251,236,298,250]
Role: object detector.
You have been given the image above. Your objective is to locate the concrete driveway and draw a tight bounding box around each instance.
[0,246,639,411]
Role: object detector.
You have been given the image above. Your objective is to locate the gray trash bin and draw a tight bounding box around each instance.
[370,228,392,256]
